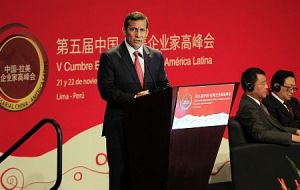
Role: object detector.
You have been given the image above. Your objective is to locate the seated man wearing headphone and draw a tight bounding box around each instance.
[263,70,300,129]
[236,67,300,144]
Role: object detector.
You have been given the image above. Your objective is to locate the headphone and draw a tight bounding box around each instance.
[242,76,254,92]
[273,83,281,92]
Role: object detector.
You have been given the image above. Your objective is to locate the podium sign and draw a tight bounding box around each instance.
[123,83,238,190]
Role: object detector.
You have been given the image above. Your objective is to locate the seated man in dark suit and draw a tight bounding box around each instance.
[236,67,300,144]
[263,70,300,129]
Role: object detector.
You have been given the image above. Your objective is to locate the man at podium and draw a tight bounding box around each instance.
[97,11,169,190]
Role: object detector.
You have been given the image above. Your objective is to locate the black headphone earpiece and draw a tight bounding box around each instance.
[246,82,254,92]
[273,83,281,93]
[242,76,254,92]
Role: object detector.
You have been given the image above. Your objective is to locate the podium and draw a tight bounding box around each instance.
[123,84,238,190]
[123,87,173,190]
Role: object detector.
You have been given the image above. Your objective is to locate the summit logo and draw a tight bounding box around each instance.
[0,23,48,111]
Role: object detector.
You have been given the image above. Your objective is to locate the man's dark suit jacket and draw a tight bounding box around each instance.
[263,94,300,129]
[236,94,297,145]
[98,41,169,137]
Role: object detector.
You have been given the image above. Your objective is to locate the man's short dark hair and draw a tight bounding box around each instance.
[271,70,296,91]
[241,67,266,92]
[124,11,148,30]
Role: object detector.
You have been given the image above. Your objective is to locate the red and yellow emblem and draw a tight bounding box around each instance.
[0,24,48,111]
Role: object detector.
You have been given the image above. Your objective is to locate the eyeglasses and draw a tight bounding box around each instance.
[281,85,298,92]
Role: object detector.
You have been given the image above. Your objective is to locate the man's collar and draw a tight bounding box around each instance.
[271,92,285,104]
[246,94,261,105]
[124,39,144,57]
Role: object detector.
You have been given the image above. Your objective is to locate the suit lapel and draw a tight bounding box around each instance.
[271,95,292,118]
[143,46,152,89]
[245,95,285,131]
[262,99,286,130]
